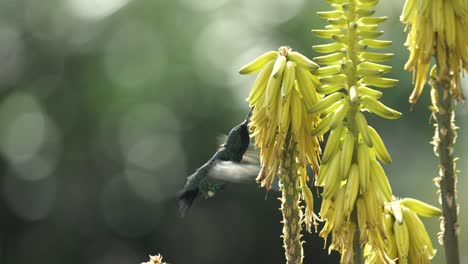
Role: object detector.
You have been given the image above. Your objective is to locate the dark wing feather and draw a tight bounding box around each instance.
[208,161,260,183]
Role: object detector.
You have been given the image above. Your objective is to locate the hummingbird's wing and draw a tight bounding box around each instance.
[208,161,260,183]
[208,142,261,183]
[240,143,260,164]
[216,135,228,147]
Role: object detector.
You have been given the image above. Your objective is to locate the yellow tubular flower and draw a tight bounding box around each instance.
[239,46,322,229]
[401,0,467,104]
[240,46,322,190]
[385,200,441,264]
[240,47,322,264]
[312,0,403,263]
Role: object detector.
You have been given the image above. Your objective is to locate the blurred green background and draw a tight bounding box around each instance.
[0,0,466,263]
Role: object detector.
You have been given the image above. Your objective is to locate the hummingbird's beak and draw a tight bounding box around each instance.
[244,107,254,125]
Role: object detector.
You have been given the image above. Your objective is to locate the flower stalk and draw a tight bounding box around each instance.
[430,70,460,264]
[312,0,442,263]
[401,0,465,262]
[352,211,363,264]
[279,139,303,264]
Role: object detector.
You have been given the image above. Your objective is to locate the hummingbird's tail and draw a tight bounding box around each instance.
[177,187,199,217]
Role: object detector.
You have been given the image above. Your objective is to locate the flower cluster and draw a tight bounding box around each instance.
[401,0,467,104]
[365,199,441,264]
[239,46,322,230]
[311,0,444,261]
[141,254,168,264]
[238,1,444,263]
[311,0,406,262]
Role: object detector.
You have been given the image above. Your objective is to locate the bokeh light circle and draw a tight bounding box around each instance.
[0,92,62,181]
[103,20,166,89]
[3,173,56,221]
[119,103,186,203]
[0,23,24,87]
[100,176,160,238]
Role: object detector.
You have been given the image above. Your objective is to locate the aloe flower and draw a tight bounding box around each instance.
[239,46,322,263]
[308,0,432,263]
[364,199,441,264]
[401,0,467,104]
[402,1,465,263]
[312,0,443,261]
[311,0,401,262]
[240,47,322,190]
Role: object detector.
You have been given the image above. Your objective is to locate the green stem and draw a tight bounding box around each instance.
[430,77,460,264]
[352,211,363,264]
[280,138,303,264]
[344,1,364,263]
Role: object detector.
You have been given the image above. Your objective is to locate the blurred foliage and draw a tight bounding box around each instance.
[0,0,466,263]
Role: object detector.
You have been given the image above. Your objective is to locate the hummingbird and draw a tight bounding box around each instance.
[178,108,260,217]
